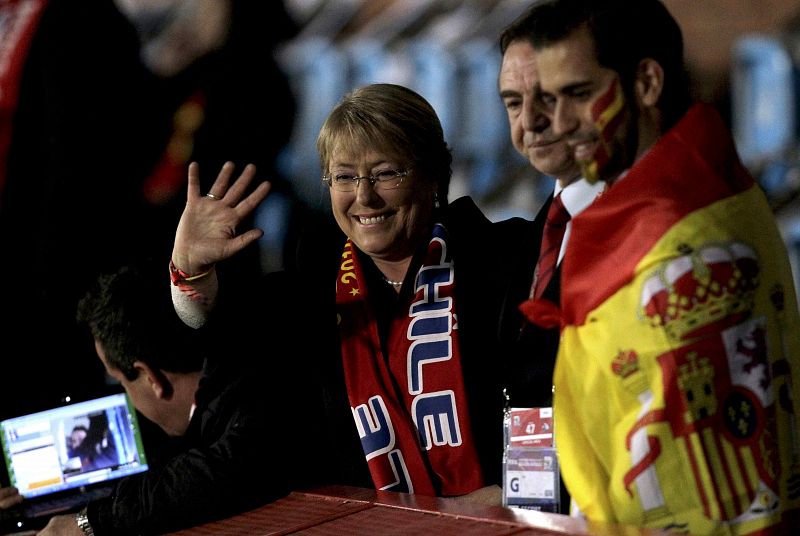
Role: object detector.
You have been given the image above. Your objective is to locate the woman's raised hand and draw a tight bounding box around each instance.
[171,161,271,275]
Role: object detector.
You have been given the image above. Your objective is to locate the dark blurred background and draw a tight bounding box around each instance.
[274,0,800,283]
[0,0,798,423]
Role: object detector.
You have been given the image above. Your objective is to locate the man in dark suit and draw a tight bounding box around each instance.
[496,6,608,514]
[498,6,602,411]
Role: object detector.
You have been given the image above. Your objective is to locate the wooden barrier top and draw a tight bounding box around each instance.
[167,485,674,535]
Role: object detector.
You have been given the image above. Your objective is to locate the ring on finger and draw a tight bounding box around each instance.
[205,193,221,200]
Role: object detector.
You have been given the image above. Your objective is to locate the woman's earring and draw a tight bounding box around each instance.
[434,193,440,209]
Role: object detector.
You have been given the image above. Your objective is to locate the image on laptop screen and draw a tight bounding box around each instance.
[0,392,149,499]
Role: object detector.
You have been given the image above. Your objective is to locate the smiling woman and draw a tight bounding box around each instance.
[167,82,548,507]
[317,85,448,282]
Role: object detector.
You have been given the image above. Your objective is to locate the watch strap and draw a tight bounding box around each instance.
[75,506,95,536]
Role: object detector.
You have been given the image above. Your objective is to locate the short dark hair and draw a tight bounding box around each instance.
[501,0,691,130]
[317,83,453,206]
[76,264,206,380]
[499,2,539,54]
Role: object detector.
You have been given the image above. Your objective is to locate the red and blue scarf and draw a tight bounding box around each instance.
[335,223,483,496]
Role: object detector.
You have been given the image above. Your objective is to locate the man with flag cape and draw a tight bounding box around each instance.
[520,1,800,533]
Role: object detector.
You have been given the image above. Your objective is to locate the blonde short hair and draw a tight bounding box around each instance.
[316,83,452,204]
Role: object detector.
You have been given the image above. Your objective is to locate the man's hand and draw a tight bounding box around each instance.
[0,486,22,509]
[38,513,84,535]
[445,484,503,506]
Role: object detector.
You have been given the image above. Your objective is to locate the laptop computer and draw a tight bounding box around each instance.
[0,392,149,532]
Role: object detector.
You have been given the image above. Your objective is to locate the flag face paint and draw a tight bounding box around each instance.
[582,77,626,183]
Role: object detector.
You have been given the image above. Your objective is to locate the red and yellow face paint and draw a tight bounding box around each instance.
[582,77,625,183]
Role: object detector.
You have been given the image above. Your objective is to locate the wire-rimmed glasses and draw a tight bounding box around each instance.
[322,169,408,192]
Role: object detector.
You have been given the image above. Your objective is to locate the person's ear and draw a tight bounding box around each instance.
[132,361,174,399]
[635,58,664,107]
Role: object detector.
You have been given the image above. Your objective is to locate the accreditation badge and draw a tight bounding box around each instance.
[502,407,560,513]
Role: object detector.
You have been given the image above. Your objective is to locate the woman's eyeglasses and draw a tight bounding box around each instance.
[322,169,408,192]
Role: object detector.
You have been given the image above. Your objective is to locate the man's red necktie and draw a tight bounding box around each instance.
[531,194,571,300]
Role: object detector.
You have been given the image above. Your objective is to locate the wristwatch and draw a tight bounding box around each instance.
[75,506,95,536]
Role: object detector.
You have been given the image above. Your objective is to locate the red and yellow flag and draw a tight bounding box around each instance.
[555,104,800,534]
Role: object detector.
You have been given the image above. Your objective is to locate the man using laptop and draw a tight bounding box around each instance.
[1,263,297,534]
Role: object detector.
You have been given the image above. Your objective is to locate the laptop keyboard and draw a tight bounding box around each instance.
[0,503,24,521]
[21,486,113,519]
[29,487,112,517]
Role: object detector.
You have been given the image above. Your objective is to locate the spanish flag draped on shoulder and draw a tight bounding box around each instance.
[555,103,800,535]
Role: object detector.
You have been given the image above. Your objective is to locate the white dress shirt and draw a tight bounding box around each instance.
[552,178,606,266]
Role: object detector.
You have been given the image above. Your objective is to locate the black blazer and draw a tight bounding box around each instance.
[498,193,561,409]
[498,192,570,513]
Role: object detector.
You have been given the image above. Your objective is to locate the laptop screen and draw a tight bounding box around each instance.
[0,392,149,499]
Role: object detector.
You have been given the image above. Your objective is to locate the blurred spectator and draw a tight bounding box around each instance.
[0,0,300,421]
[0,0,160,418]
[115,0,302,274]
